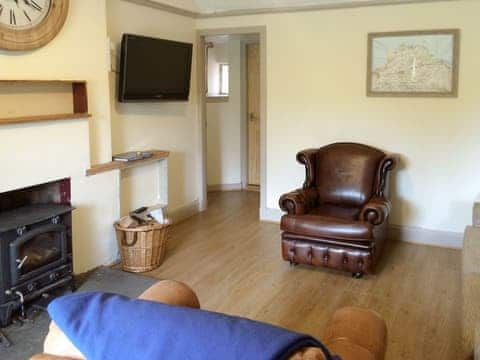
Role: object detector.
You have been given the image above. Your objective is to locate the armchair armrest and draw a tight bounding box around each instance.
[360,197,391,225]
[279,187,318,215]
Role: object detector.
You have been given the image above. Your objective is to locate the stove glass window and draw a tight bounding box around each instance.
[18,232,62,275]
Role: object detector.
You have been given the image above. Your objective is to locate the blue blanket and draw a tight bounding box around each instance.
[48,292,340,360]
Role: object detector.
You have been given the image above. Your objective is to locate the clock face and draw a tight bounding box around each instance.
[0,0,52,30]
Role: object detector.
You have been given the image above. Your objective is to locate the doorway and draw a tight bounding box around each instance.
[197,27,266,216]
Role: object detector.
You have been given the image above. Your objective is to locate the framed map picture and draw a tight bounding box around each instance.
[367,29,460,97]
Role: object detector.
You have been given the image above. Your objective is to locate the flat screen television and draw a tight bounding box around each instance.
[118,34,193,102]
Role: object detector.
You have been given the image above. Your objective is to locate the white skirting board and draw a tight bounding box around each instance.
[207,183,243,192]
[260,207,283,223]
[260,207,463,249]
[162,203,463,249]
[388,225,463,249]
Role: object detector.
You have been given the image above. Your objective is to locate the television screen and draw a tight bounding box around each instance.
[118,34,193,102]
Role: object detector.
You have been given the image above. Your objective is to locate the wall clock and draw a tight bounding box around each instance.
[0,0,69,51]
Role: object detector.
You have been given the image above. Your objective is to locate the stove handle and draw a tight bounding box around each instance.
[16,256,28,270]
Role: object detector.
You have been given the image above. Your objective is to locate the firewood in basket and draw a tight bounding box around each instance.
[118,216,139,228]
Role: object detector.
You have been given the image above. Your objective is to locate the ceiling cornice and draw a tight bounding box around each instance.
[197,0,460,18]
[122,0,461,19]
[121,0,199,18]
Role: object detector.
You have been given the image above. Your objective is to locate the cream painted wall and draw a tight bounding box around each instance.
[0,0,119,272]
[197,0,480,234]
[0,0,112,165]
[206,39,243,186]
[107,0,200,215]
[0,83,73,119]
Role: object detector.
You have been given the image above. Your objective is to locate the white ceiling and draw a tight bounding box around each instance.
[151,0,451,14]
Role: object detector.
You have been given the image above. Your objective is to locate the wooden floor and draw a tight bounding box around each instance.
[146,191,462,360]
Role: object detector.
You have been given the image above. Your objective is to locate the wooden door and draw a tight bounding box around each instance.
[247,43,260,187]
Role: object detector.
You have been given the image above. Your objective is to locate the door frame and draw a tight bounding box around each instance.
[196,26,267,216]
[245,42,261,189]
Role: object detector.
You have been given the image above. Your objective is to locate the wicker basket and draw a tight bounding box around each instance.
[114,220,171,273]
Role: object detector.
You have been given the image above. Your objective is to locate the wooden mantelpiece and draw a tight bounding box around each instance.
[86,150,170,176]
[0,80,91,125]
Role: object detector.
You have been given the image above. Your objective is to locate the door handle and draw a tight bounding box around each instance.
[249,113,257,121]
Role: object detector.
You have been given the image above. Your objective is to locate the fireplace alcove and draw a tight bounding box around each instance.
[0,179,74,327]
[0,79,171,331]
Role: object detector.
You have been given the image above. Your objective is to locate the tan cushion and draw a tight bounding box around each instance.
[31,355,77,360]
[138,279,200,308]
[326,339,376,360]
[288,347,327,360]
[324,306,387,360]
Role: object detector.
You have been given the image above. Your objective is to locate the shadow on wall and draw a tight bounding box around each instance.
[167,151,186,211]
[114,100,189,117]
[206,106,223,185]
[388,154,415,227]
[117,151,188,215]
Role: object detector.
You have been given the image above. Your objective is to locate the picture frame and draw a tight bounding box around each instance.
[367,29,460,97]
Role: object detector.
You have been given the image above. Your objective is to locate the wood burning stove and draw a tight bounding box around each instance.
[0,180,74,327]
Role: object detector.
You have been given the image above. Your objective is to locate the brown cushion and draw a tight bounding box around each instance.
[281,214,373,242]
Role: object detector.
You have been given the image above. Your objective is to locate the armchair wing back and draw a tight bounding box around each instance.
[298,143,395,206]
[280,143,397,277]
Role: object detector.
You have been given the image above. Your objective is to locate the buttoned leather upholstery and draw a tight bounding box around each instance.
[279,143,396,275]
[281,215,373,242]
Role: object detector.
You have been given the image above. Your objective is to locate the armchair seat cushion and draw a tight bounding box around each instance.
[281,213,373,242]
[309,204,361,221]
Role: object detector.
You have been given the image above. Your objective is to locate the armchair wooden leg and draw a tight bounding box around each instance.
[352,272,364,279]
[289,260,298,267]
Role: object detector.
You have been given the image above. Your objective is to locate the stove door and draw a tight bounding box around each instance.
[9,224,67,286]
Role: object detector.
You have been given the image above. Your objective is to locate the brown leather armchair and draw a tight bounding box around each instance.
[279,143,396,278]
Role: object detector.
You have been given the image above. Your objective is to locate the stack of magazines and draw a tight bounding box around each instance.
[113,151,154,162]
